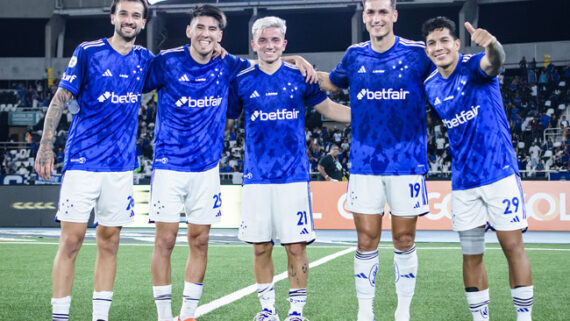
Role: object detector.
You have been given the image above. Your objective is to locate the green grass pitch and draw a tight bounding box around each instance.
[1,240,569,320]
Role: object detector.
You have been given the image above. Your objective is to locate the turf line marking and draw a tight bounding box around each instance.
[195,246,357,317]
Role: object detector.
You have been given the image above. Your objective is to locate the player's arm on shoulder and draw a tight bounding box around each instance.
[212,43,227,59]
[314,98,351,123]
[282,55,317,84]
[465,22,505,77]
[35,87,74,180]
[317,71,340,92]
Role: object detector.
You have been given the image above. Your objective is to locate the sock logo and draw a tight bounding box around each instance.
[369,263,379,287]
[480,306,489,318]
[394,261,400,282]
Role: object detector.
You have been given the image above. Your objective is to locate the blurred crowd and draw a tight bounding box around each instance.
[1,59,569,182]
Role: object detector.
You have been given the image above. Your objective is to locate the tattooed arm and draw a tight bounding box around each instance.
[35,88,73,180]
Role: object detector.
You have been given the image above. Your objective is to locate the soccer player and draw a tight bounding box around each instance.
[317,1,432,320]
[422,17,533,321]
[144,5,316,321]
[227,16,350,321]
[34,1,152,320]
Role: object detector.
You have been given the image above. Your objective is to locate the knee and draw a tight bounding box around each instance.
[156,232,177,253]
[502,240,525,259]
[59,234,84,258]
[393,233,414,251]
[285,243,306,258]
[253,243,272,258]
[98,236,120,256]
[189,233,209,254]
[357,230,380,251]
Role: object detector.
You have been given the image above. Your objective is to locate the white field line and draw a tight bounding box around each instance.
[195,246,357,317]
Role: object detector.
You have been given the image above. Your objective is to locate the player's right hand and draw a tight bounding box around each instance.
[35,145,55,180]
[465,22,497,48]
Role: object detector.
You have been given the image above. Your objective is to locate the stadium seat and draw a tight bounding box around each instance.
[546,108,555,116]
[518,142,525,149]
[558,103,566,110]
[543,150,553,158]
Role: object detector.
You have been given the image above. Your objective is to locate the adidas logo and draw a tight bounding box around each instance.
[510,216,520,223]
[178,74,189,82]
[434,97,441,106]
[400,273,416,279]
[358,66,367,73]
[413,202,420,209]
[250,90,260,99]
[102,69,113,77]
[215,210,221,217]
[516,308,529,313]
[355,273,368,279]
[300,228,309,235]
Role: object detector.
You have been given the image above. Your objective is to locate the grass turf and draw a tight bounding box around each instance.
[0,241,568,320]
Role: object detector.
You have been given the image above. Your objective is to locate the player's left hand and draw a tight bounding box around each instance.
[465,22,497,48]
[212,43,227,59]
[292,56,318,84]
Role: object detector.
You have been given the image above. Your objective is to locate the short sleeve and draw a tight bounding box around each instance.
[144,54,166,93]
[58,44,87,96]
[329,49,352,89]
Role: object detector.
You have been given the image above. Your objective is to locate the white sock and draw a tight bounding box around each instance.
[394,245,418,321]
[153,284,173,321]
[179,282,202,320]
[52,296,71,321]
[288,288,307,317]
[466,289,490,320]
[257,283,276,314]
[512,286,533,321]
[92,291,113,321]
[354,249,378,321]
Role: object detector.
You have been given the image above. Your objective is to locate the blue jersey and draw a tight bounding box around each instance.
[144,46,250,172]
[228,62,327,184]
[58,38,153,172]
[329,38,432,175]
[424,53,519,190]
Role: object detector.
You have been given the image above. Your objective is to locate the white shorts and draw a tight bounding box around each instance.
[345,174,429,216]
[56,170,135,226]
[452,174,528,231]
[238,182,316,244]
[149,167,222,225]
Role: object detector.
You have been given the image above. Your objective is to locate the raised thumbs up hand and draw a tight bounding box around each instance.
[465,22,497,48]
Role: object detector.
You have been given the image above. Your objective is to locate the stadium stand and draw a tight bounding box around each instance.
[1,60,569,184]
[1,0,569,184]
